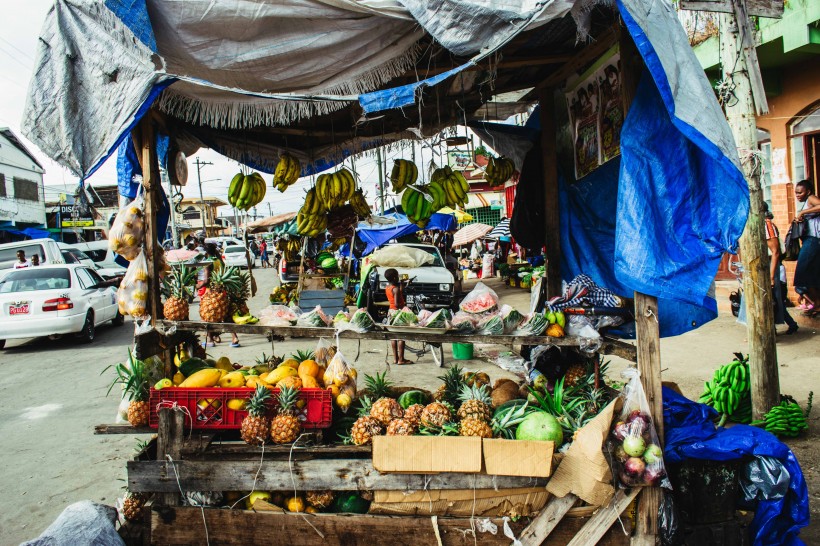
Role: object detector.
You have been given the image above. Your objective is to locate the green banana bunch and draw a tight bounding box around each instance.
[401,185,434,228]
[228,171,267,211]
[431,166,469,208]
[485,157,515,188]
[751,395,812,437]
[273,153,301,192]
[390,159,418,193]
[698,353,751,420]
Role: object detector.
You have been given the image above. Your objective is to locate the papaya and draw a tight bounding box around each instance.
[265,366,298,385]
[179,368,222,388]
[279,358,299,369]
[179,357,211,377]
[298,359,320,378]
[219,371,246,388]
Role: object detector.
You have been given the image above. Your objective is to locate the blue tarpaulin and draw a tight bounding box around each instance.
[356,207,456,256]
[663,387,810,546]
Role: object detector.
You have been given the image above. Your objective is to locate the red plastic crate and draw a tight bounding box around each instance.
[148,387,333,430]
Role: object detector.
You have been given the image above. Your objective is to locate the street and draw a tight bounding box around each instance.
[0,266,818,544]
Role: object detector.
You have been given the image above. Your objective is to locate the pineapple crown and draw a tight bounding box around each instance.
[228,270,252,303]
[419,421,460,436]
[209,265,242,291]
[276,386,300,413]
[437,364,464,387]
[357,395,375,417]
[457,383,492,405]
[164,264,197,299]
[247,385,272,418]
[105,349,150,403]
[363,370,393,399]
[291,349,315,362]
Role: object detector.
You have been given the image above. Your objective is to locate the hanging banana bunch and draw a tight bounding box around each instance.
[484,156,515,188]
[430,166,469,208]
[390,159,418,193]
[273,153,302,192]
[296,187,328,237]
[349,189,372,218]
[315,168,356,211]
[228,171,267,211]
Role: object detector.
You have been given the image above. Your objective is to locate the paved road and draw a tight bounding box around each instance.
[1,264,817,543]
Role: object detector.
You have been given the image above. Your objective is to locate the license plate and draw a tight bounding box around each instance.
[405,295,415,303]
[9,303,30,315]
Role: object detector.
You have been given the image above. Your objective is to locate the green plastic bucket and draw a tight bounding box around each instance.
[452,343,474,360]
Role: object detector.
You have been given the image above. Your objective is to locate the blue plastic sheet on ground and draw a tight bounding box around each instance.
[663,387,810,546]
[355,207,456,256]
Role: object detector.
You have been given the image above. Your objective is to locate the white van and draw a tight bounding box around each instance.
[0,239,65,271]
[66,241,127,280]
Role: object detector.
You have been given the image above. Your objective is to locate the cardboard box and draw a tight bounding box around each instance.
[372,436,482,473]
[483,438,554,477]
[369,487,549,517]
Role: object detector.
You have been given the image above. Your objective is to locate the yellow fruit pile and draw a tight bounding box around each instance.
[273,153,301,192]
[484,156,516,188]
[228,172,267,211]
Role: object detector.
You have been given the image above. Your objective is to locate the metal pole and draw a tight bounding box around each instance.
[163,169,179,248]
[194,158,212,237]
[377,148,385,213]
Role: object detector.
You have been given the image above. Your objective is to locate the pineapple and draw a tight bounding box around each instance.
[563,362,587,388]
[106,350,150,427]
[240,385,271,445]
[228,269,252,316]
[457,384,493,423]
[349,397,383,445]
[459,418,493,438]
[386,418,416,436]
[370,397,403,426]
[121,491,147,521]
[199,266,241,322]
[420,402,452,428]
[270,386,301,444]
[403,404,425,427]
[363,370,394,399]
[305,490,334,509]
[162,264,196,321]
[434,365,466,408]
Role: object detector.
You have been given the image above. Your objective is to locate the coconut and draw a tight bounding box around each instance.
[516,412,563,443]
[491,380,521,408]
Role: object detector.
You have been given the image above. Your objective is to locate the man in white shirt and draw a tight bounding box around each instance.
[14,250,31,269]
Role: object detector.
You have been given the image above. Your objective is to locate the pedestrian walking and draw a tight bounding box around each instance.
[249,239,259,265]
[793,180,820,317]
[260,239,270,268]
[763,203,798,335]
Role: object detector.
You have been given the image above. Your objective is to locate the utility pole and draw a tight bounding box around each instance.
[267,203,272,217]
[719,1,778,419]
[194,158,212,237]
[162,169,179,248]
[376,148,385,213]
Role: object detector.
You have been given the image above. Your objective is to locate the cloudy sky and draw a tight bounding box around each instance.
[0,2,495,219]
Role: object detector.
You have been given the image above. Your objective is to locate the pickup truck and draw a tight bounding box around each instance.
[363,243,455,319]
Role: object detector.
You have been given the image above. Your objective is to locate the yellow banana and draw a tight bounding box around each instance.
[338,168,355,201]
[228,172,244,206]
[391,160,405,192]
[285,154,301,185]
[274,156,289,185]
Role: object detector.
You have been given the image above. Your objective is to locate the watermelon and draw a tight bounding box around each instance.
[333,310,350,325]
[349,309,375,331]
[297,306,331,327]
[459,283,499,314]
[452,311,477,334]
[516,411,563,443]
[424,309,448,329]
[499,305,524,334]
[476,314,503,335]
[332,493,370,514]
[179,357,211,377]
[320,257,338,270]
[398,390,429,409]
[390,308,417,326]
[514,313,549,336]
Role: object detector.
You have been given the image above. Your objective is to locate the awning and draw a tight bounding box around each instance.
[452,223,492,247]
[465,192,503,210]
[247,211,298,233]
[438,207,473,223]
[485,218,511,240]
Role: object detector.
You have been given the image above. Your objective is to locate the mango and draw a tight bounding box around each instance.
[154,378,172,390]
[265,366,298,386]
[179,368,222,388]
[227,399,247,411]
[219,371,246,388]
[215,357,234,371]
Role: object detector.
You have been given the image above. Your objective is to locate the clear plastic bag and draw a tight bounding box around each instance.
[339,308,376,332]
[117,250,149,318]
[323,350,357,412]
[108,194,145,260]
[452,311,478,333]
[258,304,299,326]
[297,305,332,327]
[389,307,418,326]
[476,312,504,335]
[495,352,528,374]
[659,489,680,546]
[609,368,668,488]
[566,315,602,355]
[332,310,350,327]
[499,304,524,334]
[314,337,337,367]
[459,281,499,315]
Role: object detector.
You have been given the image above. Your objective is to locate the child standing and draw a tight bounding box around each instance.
[384,268,411,365]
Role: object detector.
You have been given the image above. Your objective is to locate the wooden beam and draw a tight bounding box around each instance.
[539,88,562,297]
[138,118,163,326]
[156,408,185,506]
[127,458,549,493]
[680,0,784,19]
[94,424,155,435]
[519,493,578,545]
[567,488,639,546]
[731,0,769,115]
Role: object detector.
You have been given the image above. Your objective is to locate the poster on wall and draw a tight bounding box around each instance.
[566,50,622,179]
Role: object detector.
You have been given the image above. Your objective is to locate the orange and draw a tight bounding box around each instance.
[298,359,320,378]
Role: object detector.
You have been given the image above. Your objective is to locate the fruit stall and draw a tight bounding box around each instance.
[22,0,767,544]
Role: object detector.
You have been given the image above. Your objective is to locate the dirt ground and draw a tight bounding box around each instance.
[0,268,816,544]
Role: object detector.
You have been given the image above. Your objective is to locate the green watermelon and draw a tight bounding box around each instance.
[516,411,563,443]
[398,390,429,409]
[320,257,338,270]
[178,357,211,377]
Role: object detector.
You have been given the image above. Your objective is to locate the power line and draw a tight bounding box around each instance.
[0,42,33,71]
[0,35,37,63]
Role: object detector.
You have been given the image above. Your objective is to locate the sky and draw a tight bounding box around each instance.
[0,2,500,220]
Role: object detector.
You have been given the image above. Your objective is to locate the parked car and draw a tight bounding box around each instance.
[73,241,128,279]
[222,244,253,269]
[206,236,243,248]
[0,239,65,271]
[0,264,124,348]
[58,243,125,281]
[363,243,455,318]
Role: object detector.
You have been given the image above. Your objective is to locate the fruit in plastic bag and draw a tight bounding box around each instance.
[297,305,331,327]
[499,304,524,334]
[324,350,357,412]
[609,368,668,487]
[513,313,549,336]
[389,307,417,326]
[117,250,150,317]
[452,311,478,333]
[423,309,449,329]
[459,282,499,314]
[108,195,145,261]
[476,314,503,335]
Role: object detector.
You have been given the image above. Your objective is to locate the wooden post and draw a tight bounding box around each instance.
[138,118,163,325]
[156,408,185,506]
[719,5,779,420]
[619,25,662,545]
[539,88,562,297]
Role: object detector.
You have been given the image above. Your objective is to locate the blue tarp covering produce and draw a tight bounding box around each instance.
[663,387,810,546]
[355,208,456,257]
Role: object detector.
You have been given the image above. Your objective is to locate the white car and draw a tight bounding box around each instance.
[363,243,455,317]
[0,264,124,348]
[222,244,252,269]
[74,240,128,279]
